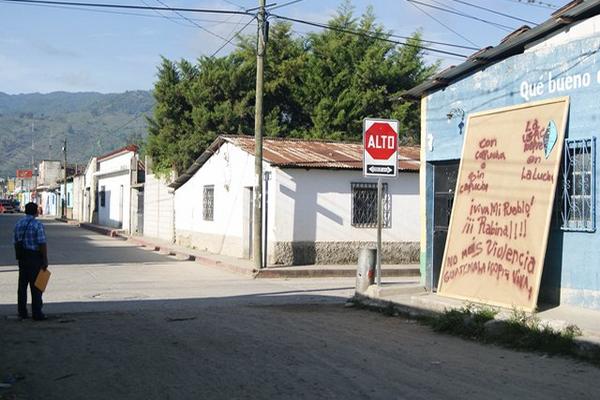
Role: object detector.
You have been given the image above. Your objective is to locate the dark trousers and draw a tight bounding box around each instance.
[17,250,44,318]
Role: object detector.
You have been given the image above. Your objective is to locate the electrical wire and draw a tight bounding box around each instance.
[0,0,256,24]
[270,13,470,58]
[152,0,228,41]
[448,0,537,25]
[266,0,304,11]
[0,0,252,16]
[282,7,478,51]
[406,0,515,32]
[408,1,479,48]
[498,0,557,10]
[140,0,193,28]
[210,16,256,57]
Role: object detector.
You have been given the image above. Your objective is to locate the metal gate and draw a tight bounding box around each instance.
[432,161,459,291]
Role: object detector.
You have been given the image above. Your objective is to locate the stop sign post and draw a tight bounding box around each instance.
[362,118,399,288]
[363,119,399,177]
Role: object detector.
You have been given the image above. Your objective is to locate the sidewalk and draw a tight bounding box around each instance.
[354,282,600,358]
[77,222,421,279]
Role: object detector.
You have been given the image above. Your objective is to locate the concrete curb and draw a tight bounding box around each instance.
[71,221,421,279]
[254,267,419,279]
[350,292,600,363]
[124,236,421,279]
[125,236,257,277]
[78,222,125,238]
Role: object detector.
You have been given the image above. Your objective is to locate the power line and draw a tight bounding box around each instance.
[211,16,256,57]
[408,1,479,48]
[0,0,252,16]
[448,0,537,25]
[139,0,193,28]
[0,0,257,24]
[270,13,470,58]
[267,0,305,11]
[287,10,478,51]
[406,0,515,32]
[498,0,557,9]
[151,0,228,41]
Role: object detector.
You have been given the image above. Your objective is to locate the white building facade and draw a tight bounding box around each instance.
[143,159,175,243]
[172,136,420,265]
[95,146,140,232]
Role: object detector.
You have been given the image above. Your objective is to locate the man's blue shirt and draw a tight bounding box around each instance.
[13,215,46,251]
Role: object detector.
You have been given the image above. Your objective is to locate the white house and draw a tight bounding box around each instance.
[143,157,175,243]
[72,173,85,222]
[82,156,98,224]
[171,136,420,266]
[95,145,143,233]
[36,160,62,217]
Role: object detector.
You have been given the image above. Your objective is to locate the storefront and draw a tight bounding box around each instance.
[406,1,600,310]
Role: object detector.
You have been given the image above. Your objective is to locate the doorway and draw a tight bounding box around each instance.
[432,160,459,291]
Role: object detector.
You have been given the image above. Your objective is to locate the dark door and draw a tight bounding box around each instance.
[432,161,459,291]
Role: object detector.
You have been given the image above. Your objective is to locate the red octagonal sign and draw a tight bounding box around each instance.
[364,122,398,160]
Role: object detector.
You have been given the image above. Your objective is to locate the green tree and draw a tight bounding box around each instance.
[146,2,437,174]
[302,2,437,142]
[146,57,198,174]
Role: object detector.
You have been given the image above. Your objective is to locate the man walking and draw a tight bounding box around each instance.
[13,202,49,321]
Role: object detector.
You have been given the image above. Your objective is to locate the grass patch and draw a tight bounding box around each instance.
[493,309,582,356]
[428,303,497,338]
[424,304,583,358]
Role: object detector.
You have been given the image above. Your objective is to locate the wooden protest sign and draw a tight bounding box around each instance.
[437,97,569,311]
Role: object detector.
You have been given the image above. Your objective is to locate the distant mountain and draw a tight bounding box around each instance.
[0,91,154,177]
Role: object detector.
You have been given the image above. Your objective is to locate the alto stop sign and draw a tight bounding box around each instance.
[365,122,398,160]
[363,119,399,177]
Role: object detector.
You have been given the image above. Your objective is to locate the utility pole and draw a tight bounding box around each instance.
[62,138,67,219]
[253,0,266,269]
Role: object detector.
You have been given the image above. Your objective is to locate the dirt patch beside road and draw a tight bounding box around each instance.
[2,303,600,400]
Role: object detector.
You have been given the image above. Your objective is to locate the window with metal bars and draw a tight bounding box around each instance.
[351,182,391,228]
[100,186,106,207]
[561,137,596,231]
[203,185,214,221]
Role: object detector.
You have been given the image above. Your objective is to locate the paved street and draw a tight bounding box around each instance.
[1,214,600,400]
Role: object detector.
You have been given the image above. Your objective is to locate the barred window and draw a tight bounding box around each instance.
[203,185,214,221]
[351,182,391,228]
[561,138,595,231]
[100,186,106,207]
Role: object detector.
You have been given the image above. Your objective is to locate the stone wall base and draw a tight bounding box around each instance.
[273,241,419,266]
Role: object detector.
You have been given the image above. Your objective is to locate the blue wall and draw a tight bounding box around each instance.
[424,31,600,309]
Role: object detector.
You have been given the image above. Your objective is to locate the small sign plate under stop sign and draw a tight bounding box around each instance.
[363,118,399,177]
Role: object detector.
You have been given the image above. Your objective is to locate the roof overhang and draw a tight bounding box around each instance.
[403,0,600,100]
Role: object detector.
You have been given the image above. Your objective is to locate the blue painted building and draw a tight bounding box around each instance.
[406,1,600,310]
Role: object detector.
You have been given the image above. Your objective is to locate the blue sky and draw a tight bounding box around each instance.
[0,0,564,94]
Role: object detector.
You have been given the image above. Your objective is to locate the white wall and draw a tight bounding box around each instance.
[97,173,130,229]
[175,142,275,257]
[273,169,420,243]
[38,161,62,187]
[84,157,97,223]
[72,175,84,221]
[144,173,175,242]
[96,152,134,230]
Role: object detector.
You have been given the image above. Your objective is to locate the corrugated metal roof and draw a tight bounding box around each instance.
[225,135,419,171]
[170,135,419,190]
[97,144,138,161]
[404,0,600,99]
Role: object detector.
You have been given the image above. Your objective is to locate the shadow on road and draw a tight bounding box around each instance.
[2,292,600,400]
